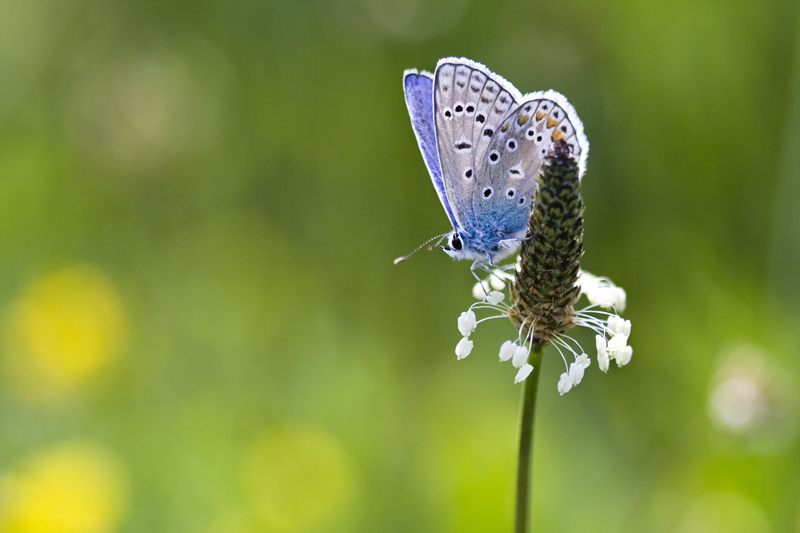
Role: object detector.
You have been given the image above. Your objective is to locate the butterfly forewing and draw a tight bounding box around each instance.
[434,60,518,233]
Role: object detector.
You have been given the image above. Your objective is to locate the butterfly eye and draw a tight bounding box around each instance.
[451,234,462,250]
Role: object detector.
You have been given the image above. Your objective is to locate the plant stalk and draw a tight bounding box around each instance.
[514,344,543,533]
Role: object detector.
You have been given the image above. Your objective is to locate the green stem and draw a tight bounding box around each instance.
[514,344,543,533]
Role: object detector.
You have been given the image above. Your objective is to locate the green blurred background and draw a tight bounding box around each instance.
[1,0,799,531]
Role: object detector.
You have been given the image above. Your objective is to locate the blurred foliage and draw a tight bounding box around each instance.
[0,0,799,531]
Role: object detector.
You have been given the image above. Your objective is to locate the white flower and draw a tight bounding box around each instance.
[512,345,529,368]
[579,271,626,311]
[472,281,491,299]
[487,291,504,305]
[455,337,473,360]
[458,310,477,337]
[615,346,633,367]
[557,372,573,395]
[514,364,534,383]
[489,270,506,290]
[458,268,632,392]
[568,362,585,385]
[576,270,600,292]
[499,340,516,362]
[591,287,626,311]
[596,335,609,373]
[607,315,631,338]
[607,334,627,354]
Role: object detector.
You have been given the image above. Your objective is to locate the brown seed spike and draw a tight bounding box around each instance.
[507,139,583,344]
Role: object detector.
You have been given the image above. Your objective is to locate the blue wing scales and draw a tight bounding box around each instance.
[403,70,458,230]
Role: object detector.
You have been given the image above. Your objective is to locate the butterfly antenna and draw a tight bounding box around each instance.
[393,232,449,265]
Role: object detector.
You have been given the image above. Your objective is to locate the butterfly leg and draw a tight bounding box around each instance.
[482,254,520,290]
[470,260,492,297]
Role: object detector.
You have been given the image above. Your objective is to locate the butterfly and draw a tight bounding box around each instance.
[401,57,589,275]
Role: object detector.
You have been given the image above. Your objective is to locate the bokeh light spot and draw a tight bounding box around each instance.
[240,425,353,531]
[0,441,129,533]
[676,491,771,533]
[3,265,128,398]
[65,41,226,179]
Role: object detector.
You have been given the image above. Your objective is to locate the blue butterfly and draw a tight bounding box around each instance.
[401,57,589,274]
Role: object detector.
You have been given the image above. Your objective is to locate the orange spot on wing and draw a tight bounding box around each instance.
[535,111,546,121]
[501,122,510,132]
[546,117,559,128]
[517,114,529,126]
[552,129,564,141]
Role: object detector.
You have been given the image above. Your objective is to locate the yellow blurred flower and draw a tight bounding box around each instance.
[240,425,353,532]
[0,441,129,533]
[3,265,128,399]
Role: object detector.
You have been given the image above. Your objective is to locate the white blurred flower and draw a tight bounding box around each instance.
[472,281,491,300]
[707,345,797,448]
[489,270,506,290]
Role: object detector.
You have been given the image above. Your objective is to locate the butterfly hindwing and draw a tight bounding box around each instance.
[472,93,589,240]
